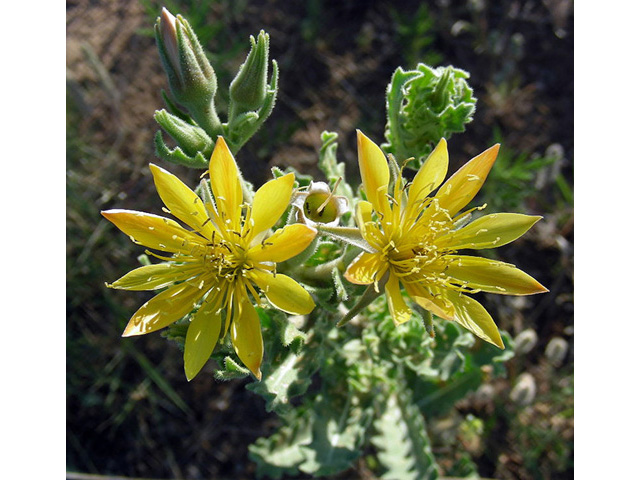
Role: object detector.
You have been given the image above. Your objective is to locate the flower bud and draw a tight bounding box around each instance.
[154,109,213,157]
[229,31,270,113]
[292,181,349,227]
[513,328,538,355]
[155,8,218,109]
[159,8,179,74]
[510,372,536,406]
[545,337,569,366]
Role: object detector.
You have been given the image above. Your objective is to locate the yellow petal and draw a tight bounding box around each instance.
[248,224,317,263]
[355,200,373,230]
[384,273,412,325]
[404,282,455,320]
[231,292,264,380]
[149,163,215,239]
[436,213,542,250]
[209,137,243,226]
[102,209,206,254]
[122,281,207,336]
[249,173,295,237]
[441,289,504,349]
[356,130,391,217]
[344,252,385,285]
[108,263,201,291]
[443,255,548,295]
[434,144,500,217]
[407,138,448,211]
[184,293,223,381]
[250,271,315,314]
[355,201,381,248]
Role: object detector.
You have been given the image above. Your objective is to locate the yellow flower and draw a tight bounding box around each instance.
[344,131,547,348]
[102,137,317,380]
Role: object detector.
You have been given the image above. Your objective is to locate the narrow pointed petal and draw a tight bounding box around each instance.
[209,137,243,225]
[434,144,500,217]
[407,138,448,209]
[436,213,542,250]
[184,293,223,381]
[404,282,455,320]
[250,271,315,314]
[231,292,264,380]
[442,289,504,349]
[122,281,208,336]
[355,200,373,230]
[355,200,380,248]
[149,163,215,239]
[443,255,548,295]
[356,130,391,216]
[108,263,201,291]
[102,209,206,254]
[248,224,317,263]
[385,273,413,325]
[249,173,295,237]
[344,252,386,285]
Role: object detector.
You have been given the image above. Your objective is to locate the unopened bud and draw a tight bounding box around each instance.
[229,31,270,113]
[155,8,218,109]
[513,328,538,355]
[154,109,213,156]
[545,337,569,366]
[159,8,179,74]
[510,372,536,406]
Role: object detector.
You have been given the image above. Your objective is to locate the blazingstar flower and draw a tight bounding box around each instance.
[102,137,317,380]
[344,131,547,348]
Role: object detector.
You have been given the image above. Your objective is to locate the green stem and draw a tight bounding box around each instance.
[295,245,361,283]
[337,273,388,327]
[190,100,222,138]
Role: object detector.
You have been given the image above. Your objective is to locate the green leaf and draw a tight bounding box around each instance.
[154,130,210,168]
[248,410,312,479]
[299,394,370,477]
[247,351,310,414]
[383,64,477,169]
[214,356,250,381]
[371,389,439,480]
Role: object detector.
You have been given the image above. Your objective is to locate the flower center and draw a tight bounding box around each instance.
[203,234,249,282]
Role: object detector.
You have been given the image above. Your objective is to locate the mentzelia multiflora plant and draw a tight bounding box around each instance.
[102,137,316,380]
[344,131,547,347]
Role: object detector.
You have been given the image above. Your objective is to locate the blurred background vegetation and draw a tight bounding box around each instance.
[66,0,573,478]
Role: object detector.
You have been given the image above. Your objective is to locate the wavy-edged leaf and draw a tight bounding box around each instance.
[372,390,439,480]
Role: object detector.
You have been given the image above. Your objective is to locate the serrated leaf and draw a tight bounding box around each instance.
[372,390,439,480]
[154,131,210,168]
[332,267,349,302]
[248,410,312,479]
[214,356,250,381]
[299,395,370,477]
[383,64,477,169]
[247,351,311,414]
[281,320,307,350]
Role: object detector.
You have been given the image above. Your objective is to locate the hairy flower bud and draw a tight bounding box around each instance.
[154,109,213,157]
[545,337,569,366]
[510,372,536,406]
[229,31,271,114]
[513,328,538,355]
[155,8,218,110]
